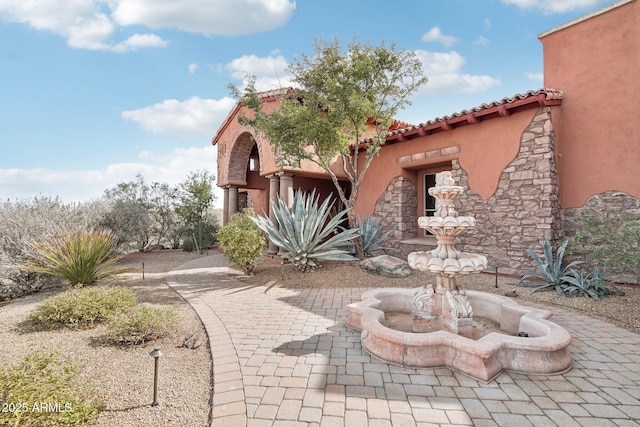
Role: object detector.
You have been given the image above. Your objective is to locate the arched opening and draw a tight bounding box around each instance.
[227,132,256,185]
[241,142,269,215]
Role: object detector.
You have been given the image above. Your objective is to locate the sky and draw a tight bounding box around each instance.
[0,0,621,207]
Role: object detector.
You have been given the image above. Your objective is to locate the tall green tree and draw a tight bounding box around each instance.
[233,38,427,257]
[175,170,218,252]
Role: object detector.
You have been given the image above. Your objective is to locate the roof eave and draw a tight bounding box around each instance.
[384,88,563,145]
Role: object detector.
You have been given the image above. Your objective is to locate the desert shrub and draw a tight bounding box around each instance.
[99,198,152,251]
[182,237,195,252]
[29,286,137,328]
[567,211,640,281]
[107,304,179,345]
[19,230,129,286]
[216,210,266,275]
[0,197,107,283]
[251,191,358,272]
[0,350,104,426]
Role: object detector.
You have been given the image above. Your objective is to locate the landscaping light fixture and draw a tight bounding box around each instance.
[142,262,145,280]
[149,347,163,406]
[494,263,499,288]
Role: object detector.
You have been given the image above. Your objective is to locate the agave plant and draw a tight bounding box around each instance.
[562,266,625,300]
[517,238,584,296]
[358,216,391,256]
[251,190,359,272]
[341,216,391,256]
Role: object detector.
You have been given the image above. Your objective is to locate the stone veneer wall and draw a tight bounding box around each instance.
[451,106,561,276]
[562,191,640,283]
[373,176,418,244]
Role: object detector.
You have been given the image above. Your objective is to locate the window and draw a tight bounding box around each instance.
[423,172,442,235]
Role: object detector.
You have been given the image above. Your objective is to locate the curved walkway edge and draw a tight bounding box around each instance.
[166,255,247,427]
[167,254,640,427]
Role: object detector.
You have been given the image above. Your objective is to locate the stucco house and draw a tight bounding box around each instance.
[212,0,639,277]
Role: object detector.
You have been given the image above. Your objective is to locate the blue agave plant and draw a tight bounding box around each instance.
[251,190,359,272]
[517,238,584,296]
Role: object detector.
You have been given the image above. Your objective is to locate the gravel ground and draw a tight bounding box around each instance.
[239,257,640,335]
[0,250,211,427]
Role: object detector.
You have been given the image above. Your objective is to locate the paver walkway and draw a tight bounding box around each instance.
[166,254,640,427]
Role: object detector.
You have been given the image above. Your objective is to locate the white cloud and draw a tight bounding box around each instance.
[112,33,169,52]
[474,36,489,47]
[0,146,220,204]
[421,26,458,48]
[0,0,295,51]
[121,96,237,137]
[0,0,114,50]
[414,50,501,95]
[501,0,606,14]
[111,0,296,36]
[226,54,293,91]
[525,72,544,82]
[0,0,167,52]
[188,63,199,74]
[484,18,492,30]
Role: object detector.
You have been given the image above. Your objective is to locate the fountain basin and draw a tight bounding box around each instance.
[345,287,572,381]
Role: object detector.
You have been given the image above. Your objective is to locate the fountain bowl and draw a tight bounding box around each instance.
[345,287,572,382]
[408,251,488,276]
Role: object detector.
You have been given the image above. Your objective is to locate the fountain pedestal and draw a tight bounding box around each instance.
[407,172,487,334]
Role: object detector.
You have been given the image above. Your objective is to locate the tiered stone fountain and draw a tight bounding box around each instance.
[346,172,572,381]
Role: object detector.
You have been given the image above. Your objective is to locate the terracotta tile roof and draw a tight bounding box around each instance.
[382,88,564,144]
[212,88,291,145]
[214,87,564,147]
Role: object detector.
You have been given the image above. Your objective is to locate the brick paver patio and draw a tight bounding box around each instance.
[166,255,640,427]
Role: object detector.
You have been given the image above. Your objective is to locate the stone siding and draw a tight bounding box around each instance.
[373,176,418,243]
[452,107,561,276]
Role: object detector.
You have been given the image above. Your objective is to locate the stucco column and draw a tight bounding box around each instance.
[222,187,229,225]
[227,186,238,221]
[279,173,294,208]
[267,175,280,255]
[277,173,294,256]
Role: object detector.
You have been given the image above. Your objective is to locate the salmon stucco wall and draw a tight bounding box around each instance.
[215,101,347,188]
[368,107,559,276]
[540,0,640,208]
[353,108,537,219]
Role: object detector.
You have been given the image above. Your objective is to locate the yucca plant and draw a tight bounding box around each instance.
[19,229,130,286]
[251,190,359,272]
[517,238,584,296]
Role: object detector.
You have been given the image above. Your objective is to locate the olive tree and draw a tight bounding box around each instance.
[233,38,427,257]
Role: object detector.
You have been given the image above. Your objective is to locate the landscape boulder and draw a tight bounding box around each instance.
[360,255,412,278]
